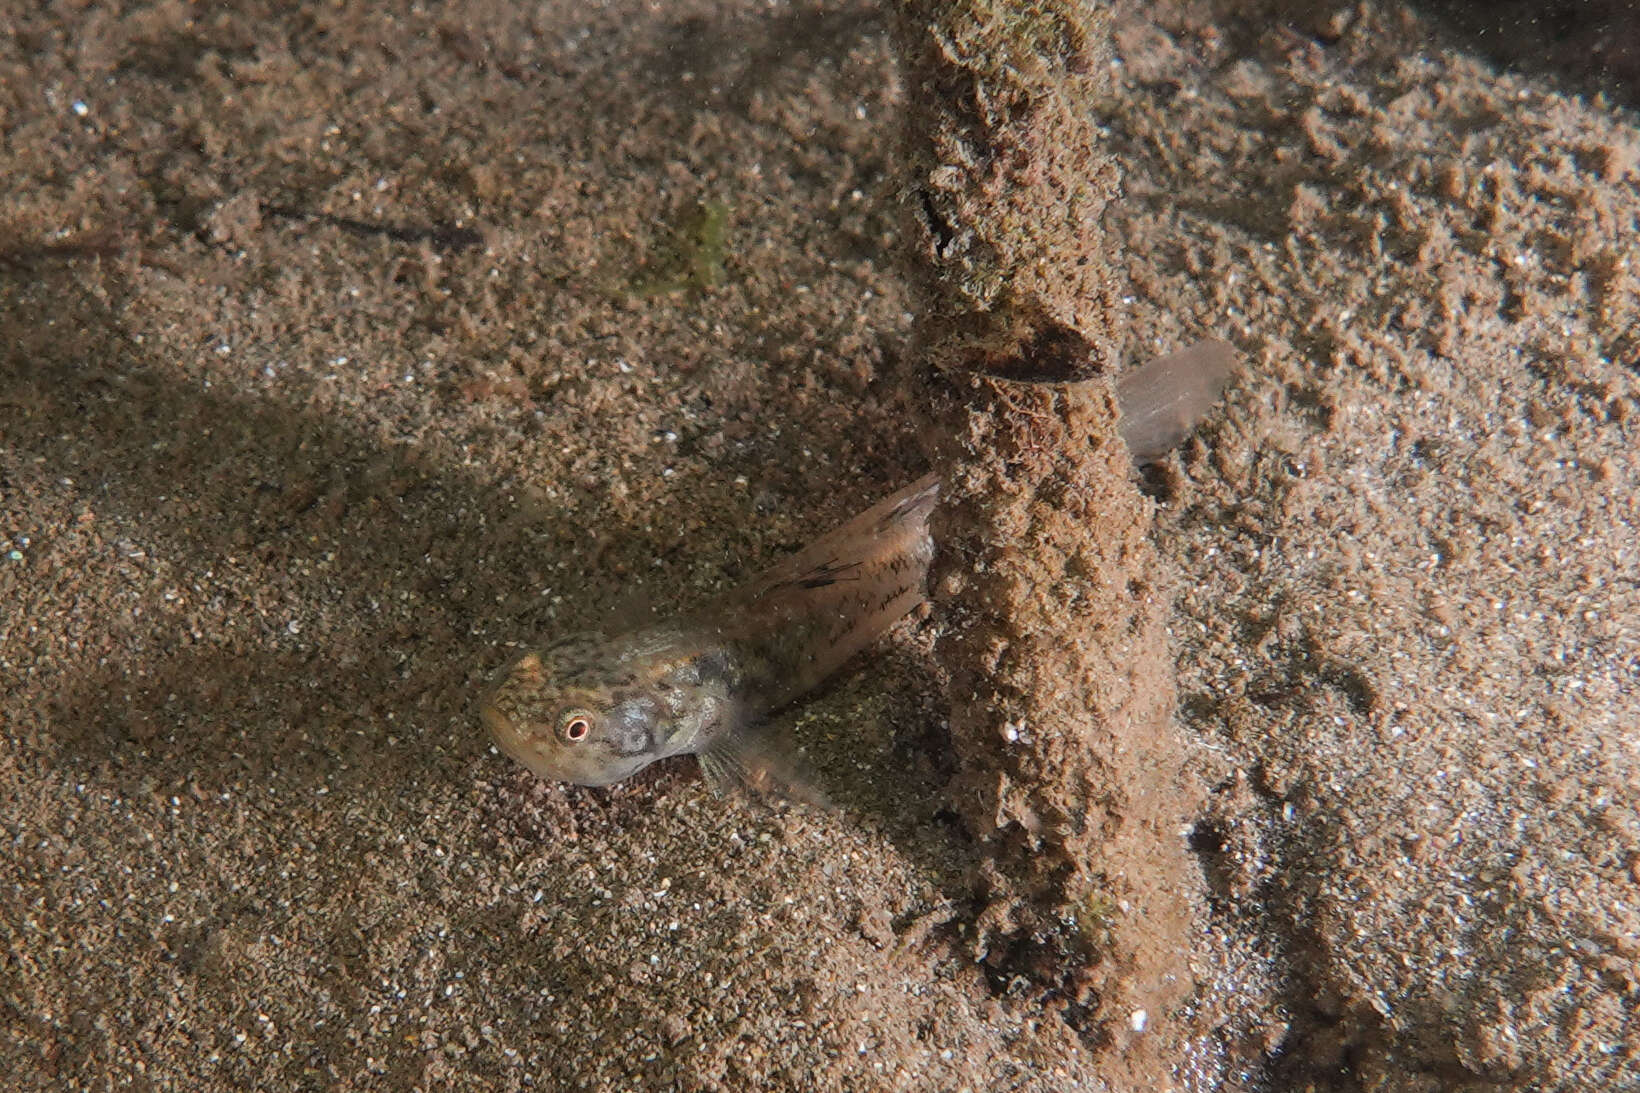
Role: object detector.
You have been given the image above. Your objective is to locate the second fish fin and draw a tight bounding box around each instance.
[697,726,834,810]
[1116,339,1237,462]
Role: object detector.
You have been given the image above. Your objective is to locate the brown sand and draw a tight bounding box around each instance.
[1111,4,1640,1088]
[2,1,1636,1091]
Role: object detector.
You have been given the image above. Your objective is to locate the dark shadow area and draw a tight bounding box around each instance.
[1414,0,1640,108]
[1,252,590,801]
[638,3,889,115]
[1184,0,1638,110]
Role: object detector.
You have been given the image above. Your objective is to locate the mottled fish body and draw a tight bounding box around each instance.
[481,341,1234,801]
[483,476,938,801]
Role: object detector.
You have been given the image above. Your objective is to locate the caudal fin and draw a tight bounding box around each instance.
[1116,340,1236,462]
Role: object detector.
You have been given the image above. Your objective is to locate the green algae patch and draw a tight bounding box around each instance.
[626,198,732,297]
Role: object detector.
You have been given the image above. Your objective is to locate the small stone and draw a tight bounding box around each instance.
[661,1014,691,1044]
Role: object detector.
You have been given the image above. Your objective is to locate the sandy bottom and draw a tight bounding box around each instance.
[2,1,1636,1090]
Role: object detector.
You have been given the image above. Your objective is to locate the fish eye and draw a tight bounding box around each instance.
[560,711,593,743]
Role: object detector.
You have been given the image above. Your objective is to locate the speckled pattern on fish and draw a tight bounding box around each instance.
[481,475,941,801]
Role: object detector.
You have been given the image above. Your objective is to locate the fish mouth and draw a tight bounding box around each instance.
[480,700,524,757]
[479,701,506,739]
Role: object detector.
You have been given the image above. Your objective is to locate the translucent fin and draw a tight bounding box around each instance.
[707,474,939,712]
[1116,340,1236,462]
[697,727,834,810]
[732,474,938,607]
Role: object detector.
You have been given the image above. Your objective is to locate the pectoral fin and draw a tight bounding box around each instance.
[697,728,834,810]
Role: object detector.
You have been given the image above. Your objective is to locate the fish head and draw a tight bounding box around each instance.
[480,634,667,787]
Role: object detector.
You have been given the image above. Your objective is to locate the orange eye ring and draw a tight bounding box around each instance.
[561,712,592,743]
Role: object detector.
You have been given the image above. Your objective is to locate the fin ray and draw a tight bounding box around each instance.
[697,725,834,810]
[1116,340,1237,462]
